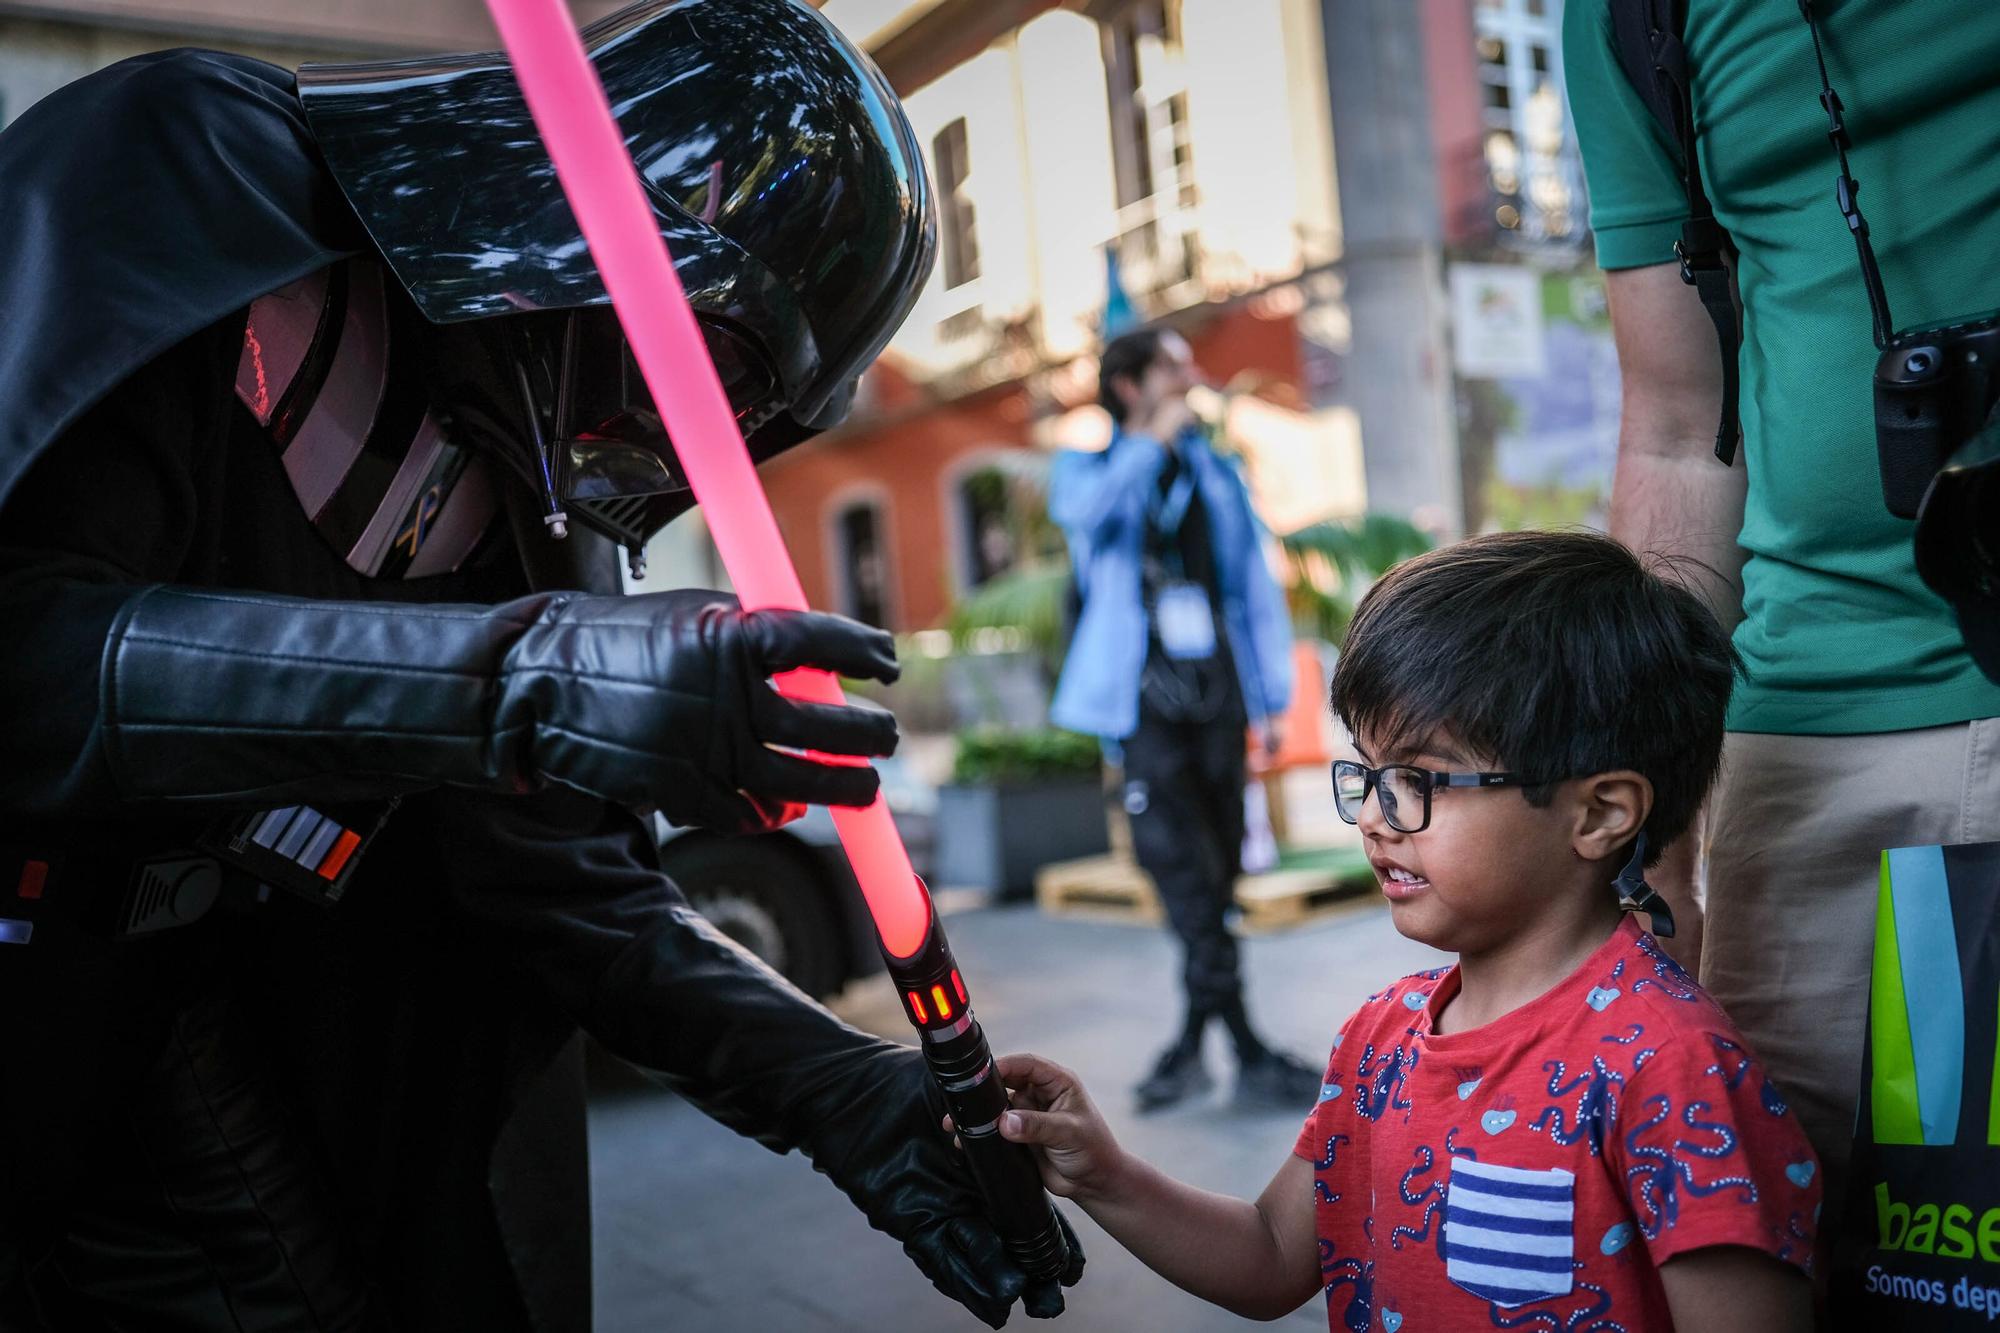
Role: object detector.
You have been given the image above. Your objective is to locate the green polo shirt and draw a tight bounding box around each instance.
[1564,0,2000,735]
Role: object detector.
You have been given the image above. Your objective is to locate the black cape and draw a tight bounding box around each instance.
[0,52,598,1332]
[0,49,362,509]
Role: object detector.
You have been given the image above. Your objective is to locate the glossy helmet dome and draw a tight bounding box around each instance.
[297,0,936,549]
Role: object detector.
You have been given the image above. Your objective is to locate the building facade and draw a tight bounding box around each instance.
[761,0,1597,634]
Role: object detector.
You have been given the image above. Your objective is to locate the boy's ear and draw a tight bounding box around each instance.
[1571,771,1653,863]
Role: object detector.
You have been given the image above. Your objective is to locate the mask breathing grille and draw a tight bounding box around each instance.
[572,495,654,550]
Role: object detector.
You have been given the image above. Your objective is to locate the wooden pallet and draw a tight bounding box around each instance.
[1034,853,1166,925]
[1035,850,1373,934]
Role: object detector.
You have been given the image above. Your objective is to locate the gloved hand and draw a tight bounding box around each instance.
[104,585,899,833]
[500,590,900,832]
[804,1044,1087,1327]
[581,907,1085,1328]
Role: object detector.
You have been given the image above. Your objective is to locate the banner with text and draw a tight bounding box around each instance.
[1835,842,2000,1329]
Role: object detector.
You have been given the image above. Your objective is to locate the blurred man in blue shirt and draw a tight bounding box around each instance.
[1049,329,1312,1111]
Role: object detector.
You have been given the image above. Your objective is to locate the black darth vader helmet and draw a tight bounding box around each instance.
[297,0,936,550]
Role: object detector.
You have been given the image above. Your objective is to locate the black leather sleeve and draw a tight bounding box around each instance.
[420,786,1070,1327]
[419,785,901,1155]
[95,584,897,826]
[0,324,895,829]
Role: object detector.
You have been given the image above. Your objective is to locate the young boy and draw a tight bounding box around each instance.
[984,531,1821,1331]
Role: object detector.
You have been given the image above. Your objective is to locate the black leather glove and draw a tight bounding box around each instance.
[500,591,899,831]
[102,584,898,832]
[806,1041,1087,1326]
[581,905,1085,1327]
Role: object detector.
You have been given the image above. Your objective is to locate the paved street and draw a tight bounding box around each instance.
[588,894,1446,1332]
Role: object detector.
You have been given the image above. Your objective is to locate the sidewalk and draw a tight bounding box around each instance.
[589,894,1443,1331]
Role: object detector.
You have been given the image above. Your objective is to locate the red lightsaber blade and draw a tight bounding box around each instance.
[482,0,1069,1288]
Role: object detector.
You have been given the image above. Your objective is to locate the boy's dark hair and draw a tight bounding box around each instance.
[1330,529,1737,864]
[1098,329,1167,425]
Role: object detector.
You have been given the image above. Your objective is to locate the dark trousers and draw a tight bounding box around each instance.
[1121,702,1256,1053]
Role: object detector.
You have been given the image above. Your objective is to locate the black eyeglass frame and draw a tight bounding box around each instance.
[1330,759,1547,834]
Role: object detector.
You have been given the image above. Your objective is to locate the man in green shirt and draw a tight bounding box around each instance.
[1565,0,2000,1213]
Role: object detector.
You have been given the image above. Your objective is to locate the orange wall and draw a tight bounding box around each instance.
[1190,303,1307,404]
[762,384,1036,631]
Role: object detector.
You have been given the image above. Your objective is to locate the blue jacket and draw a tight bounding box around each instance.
[1048,426,1294,740]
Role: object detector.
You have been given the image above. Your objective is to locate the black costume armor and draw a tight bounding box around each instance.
[0,3,1079,1328]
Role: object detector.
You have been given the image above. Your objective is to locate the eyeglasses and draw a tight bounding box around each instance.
[1331,759,1544,834]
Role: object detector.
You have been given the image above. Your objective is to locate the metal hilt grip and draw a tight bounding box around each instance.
[884,897,1071,1282]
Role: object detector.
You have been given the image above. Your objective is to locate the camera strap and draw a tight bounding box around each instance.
[1796,0,1896,349]
[1608,1,1917,459]
[1609,0,1742,464]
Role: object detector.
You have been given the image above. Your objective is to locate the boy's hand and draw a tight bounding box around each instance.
[958,1054,1323,1322]
[998,1053,1128,1201]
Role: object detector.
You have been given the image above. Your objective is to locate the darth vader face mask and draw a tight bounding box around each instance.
[427,304,816,552]
[298,0,936,555]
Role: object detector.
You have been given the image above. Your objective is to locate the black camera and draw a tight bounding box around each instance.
[1873,313,2000,520]
[1875,313,2000,679]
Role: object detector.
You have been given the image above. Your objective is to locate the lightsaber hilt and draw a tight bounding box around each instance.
[887,892,1070,1282]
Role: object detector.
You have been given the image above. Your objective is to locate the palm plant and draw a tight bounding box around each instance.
[944,563,1072,673]
[1275,513,1433,645]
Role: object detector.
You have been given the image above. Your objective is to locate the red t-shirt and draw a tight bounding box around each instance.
[1293,917,1820,1333]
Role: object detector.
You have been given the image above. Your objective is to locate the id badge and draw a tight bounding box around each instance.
[1155,582,1218,660]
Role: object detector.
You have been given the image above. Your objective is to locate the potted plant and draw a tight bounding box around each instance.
[934,726,1108,899]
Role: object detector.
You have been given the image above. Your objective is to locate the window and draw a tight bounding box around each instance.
[1103,1,1193,210]
[833,499,891,630]
[954,462,1064,592]
[933,118,980,290]
[1101,0,1198,288]
[1164,92,1196,209]
[959,468,1019,589]
[1473,0,1580,244]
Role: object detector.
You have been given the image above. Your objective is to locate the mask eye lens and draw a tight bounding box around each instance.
[697,322,779,423]
[558,316,779,441]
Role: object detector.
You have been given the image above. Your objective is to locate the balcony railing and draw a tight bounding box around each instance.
[1109,190,1203,306]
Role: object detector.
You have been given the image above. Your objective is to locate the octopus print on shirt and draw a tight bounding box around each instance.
[1294,917,1820,1333]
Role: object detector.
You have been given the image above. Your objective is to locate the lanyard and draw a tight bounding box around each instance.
[1145,461,1199,586]
[1149,451,1199,539]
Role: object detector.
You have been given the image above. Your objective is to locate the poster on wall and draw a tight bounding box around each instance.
[1449,262,1547,379]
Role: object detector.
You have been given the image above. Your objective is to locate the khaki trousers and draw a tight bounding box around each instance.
[1702,718,2000,1218]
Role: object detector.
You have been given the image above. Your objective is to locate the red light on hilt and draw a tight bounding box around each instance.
[951,969,968,1006]
[907,990,929,1023]
[931,983,953,1021]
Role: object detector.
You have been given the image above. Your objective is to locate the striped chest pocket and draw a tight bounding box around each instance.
[1443,1158,1576,1307]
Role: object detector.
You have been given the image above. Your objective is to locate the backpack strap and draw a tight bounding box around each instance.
[1608,0,1743,465]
